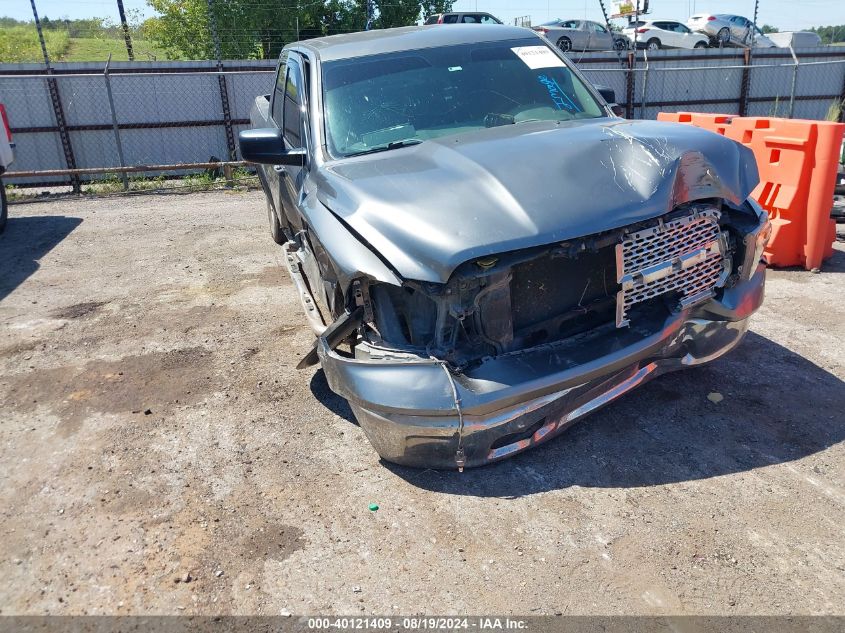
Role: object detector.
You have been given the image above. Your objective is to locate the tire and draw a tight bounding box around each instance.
[0,177,7,234]
[556,36,572,53]
[613,38,628,51]
[694,41,707,49]
[717,27,730,46]
[267,199,285,245]
[646,38,661,51]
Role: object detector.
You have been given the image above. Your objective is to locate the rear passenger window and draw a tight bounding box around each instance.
[443,14,459,23]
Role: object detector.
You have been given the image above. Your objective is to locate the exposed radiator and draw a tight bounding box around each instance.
[615,208,730,327]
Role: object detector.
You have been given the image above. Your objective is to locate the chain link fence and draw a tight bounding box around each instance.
[1,47,844,194]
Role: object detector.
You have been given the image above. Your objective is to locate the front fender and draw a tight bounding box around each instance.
[298,190,402,293]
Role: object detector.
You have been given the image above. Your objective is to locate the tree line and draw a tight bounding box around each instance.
[144,0,455,59]
[809,25,845,45]
[0,1,455,61]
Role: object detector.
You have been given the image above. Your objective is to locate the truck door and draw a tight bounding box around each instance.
[277,53,309,234]
[266,51,288,228]
[268,52,309,233]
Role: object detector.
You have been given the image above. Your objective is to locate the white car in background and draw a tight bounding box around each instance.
[0,103,13,232]
[623,19,710,50]
[687,14,776,48]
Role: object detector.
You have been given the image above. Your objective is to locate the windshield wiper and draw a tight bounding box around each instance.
[347,138,423,157]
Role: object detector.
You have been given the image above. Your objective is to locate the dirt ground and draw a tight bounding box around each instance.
[0,190,843,616]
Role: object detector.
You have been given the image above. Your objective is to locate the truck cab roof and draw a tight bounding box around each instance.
[290,24,536,62]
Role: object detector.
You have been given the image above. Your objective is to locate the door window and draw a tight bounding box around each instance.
[271,51,289,125]
[443,14,459,23]
[282,55,306,149]
[590,22,608,33]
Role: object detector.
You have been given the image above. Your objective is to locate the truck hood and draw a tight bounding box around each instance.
[315,118,758,283]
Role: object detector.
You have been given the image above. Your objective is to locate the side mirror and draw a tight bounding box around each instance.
[238,128,306,166]
[593,85,625,118]
[594,85,616,104]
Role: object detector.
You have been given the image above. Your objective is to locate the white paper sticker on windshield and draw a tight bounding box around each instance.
[511,46,566,69]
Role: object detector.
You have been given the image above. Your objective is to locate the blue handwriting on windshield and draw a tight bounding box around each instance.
[537,74,580,113]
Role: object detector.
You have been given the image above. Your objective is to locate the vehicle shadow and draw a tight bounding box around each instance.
[0,215,84,303]
[310,368,357,425]
[376,331,845,496]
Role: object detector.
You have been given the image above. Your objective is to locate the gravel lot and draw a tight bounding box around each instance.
[0,190,843,616]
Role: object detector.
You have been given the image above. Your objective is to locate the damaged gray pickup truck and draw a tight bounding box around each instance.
[239,25,771,470]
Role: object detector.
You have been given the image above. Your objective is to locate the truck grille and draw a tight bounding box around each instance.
[615,208,728,327]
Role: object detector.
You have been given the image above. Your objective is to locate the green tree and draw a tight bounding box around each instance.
[144,0,455,60]
[760,24,779,34]
[144,0,216,59]
[809,25,845,44]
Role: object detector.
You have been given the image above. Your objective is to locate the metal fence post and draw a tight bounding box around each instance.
[639,50,650,119]
[840,69,845,123]
[597,0,628,70]
[625,51,636,119]
[116,0,135,61]
[104,55,129,191]
[788,46,799,118]
[738,48,751,116]
[30,0,81,192]
[207,0,237,161]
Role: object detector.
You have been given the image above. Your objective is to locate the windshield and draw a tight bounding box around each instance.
[321,37,605,158]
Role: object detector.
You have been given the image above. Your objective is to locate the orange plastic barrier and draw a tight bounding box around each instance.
[657,112,845,270]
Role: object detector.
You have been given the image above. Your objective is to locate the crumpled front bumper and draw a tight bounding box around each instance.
[318,264,766,470]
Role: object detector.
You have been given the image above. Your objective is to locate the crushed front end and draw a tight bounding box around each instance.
[317,199,771,469]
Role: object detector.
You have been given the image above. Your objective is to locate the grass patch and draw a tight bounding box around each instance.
[78,169,257,195]
[62,37,173,62]
[0,26,69,63]
[5,169,258,201]
[0,32,173,63]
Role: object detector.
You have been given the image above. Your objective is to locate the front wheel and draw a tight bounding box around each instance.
[646,38,661,51]
[557,36,572,52]
[0,177,7,234]
[613,38,628,51]
[716,27,730,46]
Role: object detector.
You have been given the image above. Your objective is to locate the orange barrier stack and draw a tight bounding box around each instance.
[657,112,845,270]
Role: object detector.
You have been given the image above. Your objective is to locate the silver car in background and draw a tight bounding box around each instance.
[533,19,628,52]
[687,13,776,47]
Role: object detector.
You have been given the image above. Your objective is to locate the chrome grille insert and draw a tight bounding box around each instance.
[615,209,728,327]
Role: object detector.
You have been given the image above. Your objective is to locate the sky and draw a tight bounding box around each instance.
[3,0,844,31]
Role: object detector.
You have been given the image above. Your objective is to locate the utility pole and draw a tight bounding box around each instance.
[30,0,51,67]
[365,0,374,31]
[116,0,135,61]
[207,0,236,161]
[30,0,80,192]
[750,0,759,48]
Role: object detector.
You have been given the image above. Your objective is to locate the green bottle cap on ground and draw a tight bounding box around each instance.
[368,503,379,511]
